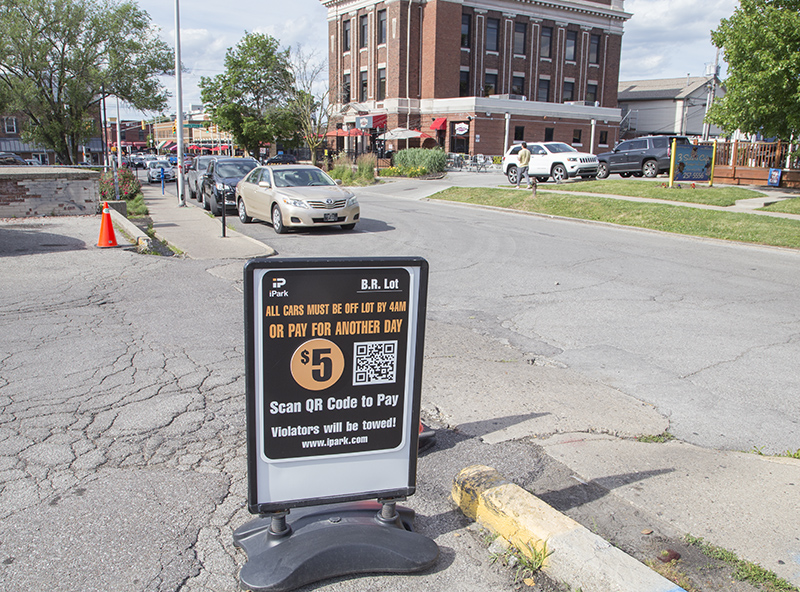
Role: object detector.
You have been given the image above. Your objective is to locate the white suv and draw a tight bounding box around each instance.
[502,142,599,184]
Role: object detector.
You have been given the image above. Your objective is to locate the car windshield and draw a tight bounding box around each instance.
[149,161,169,169]
[543,143,578,154]
[216,161,256,177]
[272,168,336,188]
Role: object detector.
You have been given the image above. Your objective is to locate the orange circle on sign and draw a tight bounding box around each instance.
[290,339,345,391]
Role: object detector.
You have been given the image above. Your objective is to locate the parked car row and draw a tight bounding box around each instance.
[501,135,692,184]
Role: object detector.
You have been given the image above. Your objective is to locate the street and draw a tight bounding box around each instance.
[1,175,799,591]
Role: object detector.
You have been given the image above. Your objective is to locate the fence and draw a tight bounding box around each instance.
[710,140,800,188]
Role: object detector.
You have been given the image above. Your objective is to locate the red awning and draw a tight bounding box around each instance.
[430,117,447,131]
[372,114,388,129]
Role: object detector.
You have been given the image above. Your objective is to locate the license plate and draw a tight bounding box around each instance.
[323,213,338,222]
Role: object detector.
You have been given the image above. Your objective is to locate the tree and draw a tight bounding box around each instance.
[707,0,800,140]
[0,0,173,164]
[289,46,329,165]
[200,33,298,159]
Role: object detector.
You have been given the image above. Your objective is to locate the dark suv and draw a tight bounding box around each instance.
[200,157,258,216]
[0,152,28,166]
[596,136,690,178]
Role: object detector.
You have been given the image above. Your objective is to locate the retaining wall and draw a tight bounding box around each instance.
[0,167,100,218]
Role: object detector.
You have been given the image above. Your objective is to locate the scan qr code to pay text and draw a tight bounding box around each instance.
[353,341,398,385]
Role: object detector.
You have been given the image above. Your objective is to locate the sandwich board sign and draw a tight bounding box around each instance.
[242,257,428,513]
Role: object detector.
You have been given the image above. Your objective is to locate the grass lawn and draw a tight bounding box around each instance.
[761,197,800,215]
[431,187,800,250]
[533,179,764,207]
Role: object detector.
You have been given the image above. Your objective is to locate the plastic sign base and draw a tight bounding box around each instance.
[233,501,439,591]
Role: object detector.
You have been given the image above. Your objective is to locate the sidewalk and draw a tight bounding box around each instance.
[138,182,275,259]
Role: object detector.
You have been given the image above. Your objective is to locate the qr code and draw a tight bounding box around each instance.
[353,341,398,385]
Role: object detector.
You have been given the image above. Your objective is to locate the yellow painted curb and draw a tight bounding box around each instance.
[453,465,686,592]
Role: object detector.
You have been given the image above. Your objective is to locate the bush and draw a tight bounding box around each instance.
[356,153,376,182]
[394,147,447,173]
[99,168,141,201]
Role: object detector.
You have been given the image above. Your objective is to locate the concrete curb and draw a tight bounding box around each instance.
[108,208,153,252]
[452,465,686,592]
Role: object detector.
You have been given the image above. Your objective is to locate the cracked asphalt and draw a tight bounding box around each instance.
[0,216,562,592]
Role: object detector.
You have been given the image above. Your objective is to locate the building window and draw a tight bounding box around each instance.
[484,72,498,96]
[461,14,471,49]
[563,80,575,102]
[589,34,601,64]
[540,26,552,59]
[342,74,351,103]
[359,70,368,102]
[544,127,554,141]
[537,78,550,102]
[377,68,386,101]
[565,30,577,61]
[573,129,582,144]
[486,18,500,52]
[4,117,17,134]
[599,130,608,145]
[360,15,368,48]
[460,70,470,97]
[511,75,525,96]
[343,20,351,52]
[514,126,525,142]
[514,22,527,55]
[586,83,598,104]
[378,10,387,45]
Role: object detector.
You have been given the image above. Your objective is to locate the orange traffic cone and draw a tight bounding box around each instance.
[97,201,118,247]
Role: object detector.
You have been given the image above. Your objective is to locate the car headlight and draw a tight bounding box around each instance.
[215,182,226,191]
[281,196,309,209]
[347,195,358,207]
[567,157,578,162]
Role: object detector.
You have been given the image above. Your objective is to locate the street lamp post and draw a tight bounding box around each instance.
[174,0,186,206]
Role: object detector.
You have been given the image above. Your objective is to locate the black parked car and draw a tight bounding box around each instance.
[0,152,28,166]
[596,135,691,178]
[265,153,297,164]
[200,157,259,216]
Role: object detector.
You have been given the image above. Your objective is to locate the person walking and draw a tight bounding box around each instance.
[516,142,532,189]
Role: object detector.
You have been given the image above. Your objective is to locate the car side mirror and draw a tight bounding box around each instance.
[335,179,343,186]
[258,181,271,188]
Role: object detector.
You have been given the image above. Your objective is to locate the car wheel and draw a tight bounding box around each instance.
[272,205,287,234]
[188,183,195,200]
[341,223,356,231]
[202,190,211,211]
[551,164,567,183]
[643,160,658,177]
[209,194,220,216]
[506,165,518,185]
[238,198,252,223]
[619,172,632,178]
[596,162,609,179]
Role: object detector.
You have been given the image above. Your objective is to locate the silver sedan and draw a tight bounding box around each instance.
[235,165,360,233]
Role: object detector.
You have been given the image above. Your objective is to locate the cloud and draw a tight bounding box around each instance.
[620,0,736,80]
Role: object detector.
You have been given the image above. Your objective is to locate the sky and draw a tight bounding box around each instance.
[122,0,738,120]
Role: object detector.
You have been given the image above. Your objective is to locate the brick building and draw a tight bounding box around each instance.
[322,0,630,157]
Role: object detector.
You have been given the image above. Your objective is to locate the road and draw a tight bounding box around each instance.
[219,175,800,455]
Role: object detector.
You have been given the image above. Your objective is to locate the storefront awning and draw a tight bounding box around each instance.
[431,117,447,131]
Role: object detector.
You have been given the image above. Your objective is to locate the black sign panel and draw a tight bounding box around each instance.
[244,257,428,513]
[261,267,411,460]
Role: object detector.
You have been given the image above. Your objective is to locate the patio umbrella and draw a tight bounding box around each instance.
[378,127,423,141]
[325,129,348,137]
[347,128,367,136]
